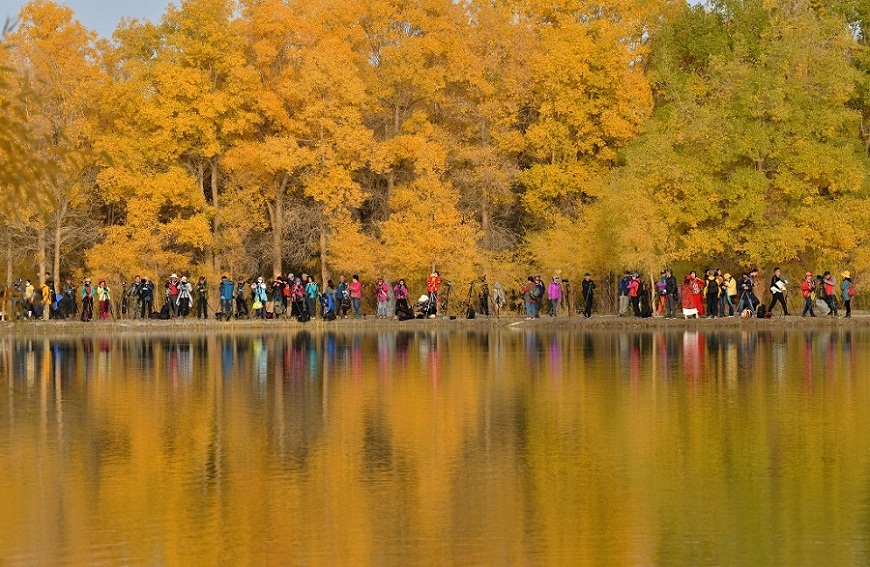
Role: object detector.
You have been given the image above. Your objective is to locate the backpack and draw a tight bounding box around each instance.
[848,284,856,298]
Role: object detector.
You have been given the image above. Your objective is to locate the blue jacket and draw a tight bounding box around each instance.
[219,279,234,301]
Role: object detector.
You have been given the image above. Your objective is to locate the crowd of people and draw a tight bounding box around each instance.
[0,266,858,323]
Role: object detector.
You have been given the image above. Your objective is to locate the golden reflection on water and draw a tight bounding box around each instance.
[0,329,869,565]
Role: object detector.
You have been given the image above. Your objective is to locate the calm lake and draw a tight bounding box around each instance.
[1,328,869,565]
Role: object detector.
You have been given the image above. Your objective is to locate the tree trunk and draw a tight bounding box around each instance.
[481,196,491,250]
[53,214,62,284]
[210,158,220,273]
[267,175,288,277]
[37,228,46,285]
[6,238,11,289]
[319,224,328,284]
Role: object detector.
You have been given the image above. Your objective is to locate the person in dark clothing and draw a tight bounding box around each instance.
[139,278,154,318]
[767,267,789,316]
[235,277,249,319]
[663,269,678,319]
[705,272,720,318]
[736,272,756,315]
[581,273,596,318]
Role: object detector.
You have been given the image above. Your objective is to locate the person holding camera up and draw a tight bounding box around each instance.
[801,272,816,317]
[140,278,154,318]
[195,276,209,319]
[165,274,180,317]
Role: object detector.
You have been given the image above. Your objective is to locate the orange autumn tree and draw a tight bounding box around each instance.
[5,0,106,282]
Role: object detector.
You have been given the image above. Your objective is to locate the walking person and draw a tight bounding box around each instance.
[664,268,678,319]
[841,271,855,318]
[767,267,790,316]
[40,280,52,320]
[581,273,596,318]
[801,272,816,317]
[547,276,562,317]
[521,277,536,319]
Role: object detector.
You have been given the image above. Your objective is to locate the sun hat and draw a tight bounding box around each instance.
[723,273,731,280]
[170,273,177,279]
[842,271,851,278]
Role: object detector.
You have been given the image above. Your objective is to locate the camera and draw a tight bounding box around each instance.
[445,282,452,286]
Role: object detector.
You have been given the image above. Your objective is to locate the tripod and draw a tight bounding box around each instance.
[464,282,476,319]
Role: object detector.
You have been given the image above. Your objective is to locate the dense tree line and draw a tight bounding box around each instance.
[2,0,869,292]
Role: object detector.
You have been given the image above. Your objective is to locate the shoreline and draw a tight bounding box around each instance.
[1,312,867,337]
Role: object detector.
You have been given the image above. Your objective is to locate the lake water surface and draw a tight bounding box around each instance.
[1,328,869,565]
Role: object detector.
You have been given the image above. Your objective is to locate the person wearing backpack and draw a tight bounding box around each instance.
[841,271,855,318]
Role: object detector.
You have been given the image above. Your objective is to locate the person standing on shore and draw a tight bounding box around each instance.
[140,278,154,318]
[337,275,350,318]
[664,269,678,319]
[219,276,233,320]
[426,272,441,313]
[723,273,737,317]
[127,276,142,320]
[705,271,720,318]
[165,274,180,317]
[690,271,705,316]
[375,277,390,319]
[96,279,112,320]
[581,273,596,318]
[393,278,409,316]
[656,271,668,316]
[305,275,318,318]
[177,277,193,318]
[195,276,209,319]
[801,272,816,317]
[823,271,838,317]
[547,276,562,317]
[80,278,95,322]
[841,271,854,318]
[349,275,363,318]
[628,273,641,317]
[235,277,249,319]
[618,271,631,317]
[768,267,789,316]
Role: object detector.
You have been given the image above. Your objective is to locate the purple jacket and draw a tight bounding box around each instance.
[548,282,562,300]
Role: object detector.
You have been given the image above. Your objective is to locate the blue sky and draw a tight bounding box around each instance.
[3,0,172,38]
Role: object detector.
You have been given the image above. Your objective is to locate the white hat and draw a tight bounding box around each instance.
[419,295,429,303]
[181,276,187,282]
[170,273,178,279]
[257,276,264,283]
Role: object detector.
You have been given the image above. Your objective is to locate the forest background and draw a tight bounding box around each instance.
[2,0,870,301]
